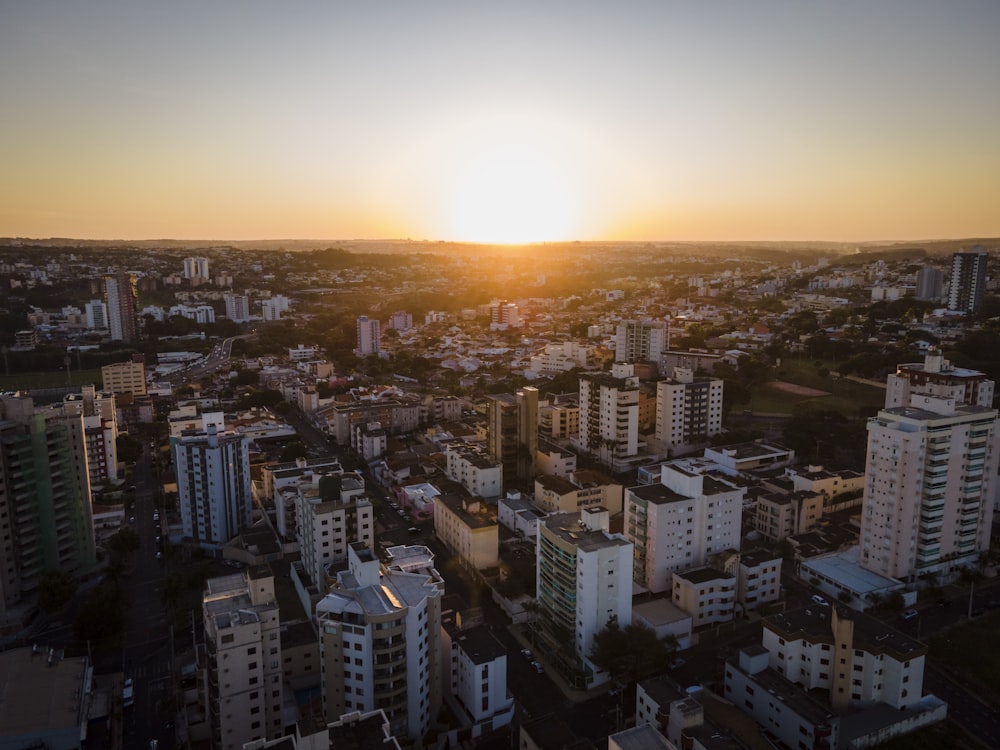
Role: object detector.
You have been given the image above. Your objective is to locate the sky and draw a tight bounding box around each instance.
[1,1,998,244]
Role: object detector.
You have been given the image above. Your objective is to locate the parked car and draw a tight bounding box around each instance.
[811,594,829,606]
[899,608,918,621]
[531,661,544,674]
[520,648,534,661]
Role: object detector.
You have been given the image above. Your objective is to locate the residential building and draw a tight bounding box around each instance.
[262,456,345,541]
[489,299,520,329]
[654,368,724,454]
[625,459,744,594]
[538,393,580,440]
[433,493,499,570]
[608,724,675,750]
[787,465,864,500]
[225,293,251,323]
[446,443,502,499]
[915,265,944,301]
[0,395,95,620]
[536,507,633,687]
[614,319,668,364]
[671,567,735,626]
[315,544,444,741]
[171,424,252,547]
[202,567,283,750]
[183,256,210,280]
[296,474,374,589]
[716,548,782,612]
[387,310,413,331]
[356,315,381,356]
[84,299,108,330]
[354,422,388,462]
[486,387,539,487]
[754,491,823,542]
[533,470,623,516]
[529,341,592,373]
[101,356,147,396]
[947,246,988,313]
[578,368,639,470]
[103,272,138,342]
[441,611,515,735]
[885,350,995,410]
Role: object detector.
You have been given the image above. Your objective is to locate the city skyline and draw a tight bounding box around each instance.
[2,1,998,244]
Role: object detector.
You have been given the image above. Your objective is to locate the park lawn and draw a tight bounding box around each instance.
[0,369,104,391]
[928,609,1000,700]
[746,357,886,416]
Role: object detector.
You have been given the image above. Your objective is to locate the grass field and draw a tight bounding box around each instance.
[0,369,104,391]
[929,609,1000,700]
[747,357,886,416]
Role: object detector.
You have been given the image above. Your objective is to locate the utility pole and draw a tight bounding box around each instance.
[968,578,975,619]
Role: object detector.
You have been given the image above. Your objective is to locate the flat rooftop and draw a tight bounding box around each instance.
[0,648,87,737]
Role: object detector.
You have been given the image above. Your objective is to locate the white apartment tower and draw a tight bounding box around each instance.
[103,273,138,342]
[625,459,745,593]
[578,369,639,469]
[614,319,668,364]
[203,567,283,750]
[860,398,998,581]
[947,246,988,314]
[183,256,210,280]
[171,425,253,546]
[356,315,381,356]
[316,544,444,741]
[655,367,724,454]
[84,299,108,331]
[296,474,374,588]
[536,507,633,687]
[885,350,994,409]
[225,293,251,323]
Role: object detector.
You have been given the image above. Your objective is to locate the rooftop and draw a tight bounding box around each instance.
[764,605,926,661]
[0,647,87,738]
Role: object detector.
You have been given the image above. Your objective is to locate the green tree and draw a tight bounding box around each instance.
[37,570,78,613]
[108,526,140,558]
[116,433,143,464]
[279,440,309,462]
[589,618,676,682]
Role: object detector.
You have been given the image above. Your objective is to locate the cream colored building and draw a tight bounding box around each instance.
[671,567,735,626]
[433,493,499,570]
[101,358,147,396]
[754,490,823,542]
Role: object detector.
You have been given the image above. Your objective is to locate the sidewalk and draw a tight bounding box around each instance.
[507,622,604,704]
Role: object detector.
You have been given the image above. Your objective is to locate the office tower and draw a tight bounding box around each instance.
[101,356,147,396]
[171,424,252,546]
[103,273,138,342]
[296,474,374,588]
[860,368,999,580]
[914,266,944,301]
[316,544,444,741]
[654,367,724,454]
[578,369,639,469]
[947,246,988,313]
[183,256,210,280]
[0,395,95,617]
[535,507,633,687]
[203,567,283,750]
[224,293,251,323]
[356,315,381,356]
[614,319,668,364]
[84,299,108,331]
[625,458,744,593]
[486,386,539,487]
[885,349,994,409]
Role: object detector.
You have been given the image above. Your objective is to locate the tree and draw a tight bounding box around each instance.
[589,618,676,682]
[279,440,309,462]
[108,526,140,558]
[116,433,143,465]
[37,570,77,613]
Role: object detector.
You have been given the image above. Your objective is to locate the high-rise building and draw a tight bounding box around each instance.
[486,387,538,487]
[0,395,95,617]
[183,256,210,280]
[947,246,988,314]
[625,458,744,593]
[224,293,251,323]
[914,266,944,301]
[103,273,139,342]
[171,424,252,546]
[296,474,374,589]
[578,368,639,469]
[84,299,108,331]
[614,319,668,364]
[489,299,520,330]
[654,367,724,454]
[387,310,413,331]
[316,543,444,741]
[356,315,381,356]
[860,357,999,580]
[885,350,994,409]
[535,507,633,687]
[101,356,147,396]
[203,567,283,750]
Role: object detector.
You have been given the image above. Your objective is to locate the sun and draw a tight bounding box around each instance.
[445,141,580,245]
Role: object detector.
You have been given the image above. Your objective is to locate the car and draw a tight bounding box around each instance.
[520,648,534,661]
[408,527,421,535]
[811,594,829,607]
[530,661,544,674]
[899,608,918,621]
[153,512,160,521]
[129,516,136,524]
[156,551,162,560]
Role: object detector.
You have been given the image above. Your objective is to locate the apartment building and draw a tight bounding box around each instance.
[578,369,639,470]
[296,475,374,589]
[538,394,580,440]
[202,567,283,750]
[433,493,499,570]
[654,367,724,454]
[486,388,539,487]
[442,614,515,734]
[446,443,502,499]
[625,459,744,594]
[356,315,381,356]
[754,491,823,542]
[947,246,988,313]
[315,544,444,741]
[101,357,147,396]
[533,470,623,516]
[171,424,252,547]
[536,507,633,687]
[885,350,995,409]
[103,272,138,342]
[671,567,736,626]
[224,293,251,323]
[614,319,668,364]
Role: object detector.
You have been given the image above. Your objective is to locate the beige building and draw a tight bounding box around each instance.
[671,567,736,626]
[533,470,623,516]
[433,492,499,570]
[101,357,147,396]
[202,566,283,750]
[296,474,374,589]
[754,490,823,542]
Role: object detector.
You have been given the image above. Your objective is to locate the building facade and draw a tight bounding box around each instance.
[578,370,639,469]
[356,315,381,356]
[947,246,988,313]
[103,273,139,342]
[654,368,724,454]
